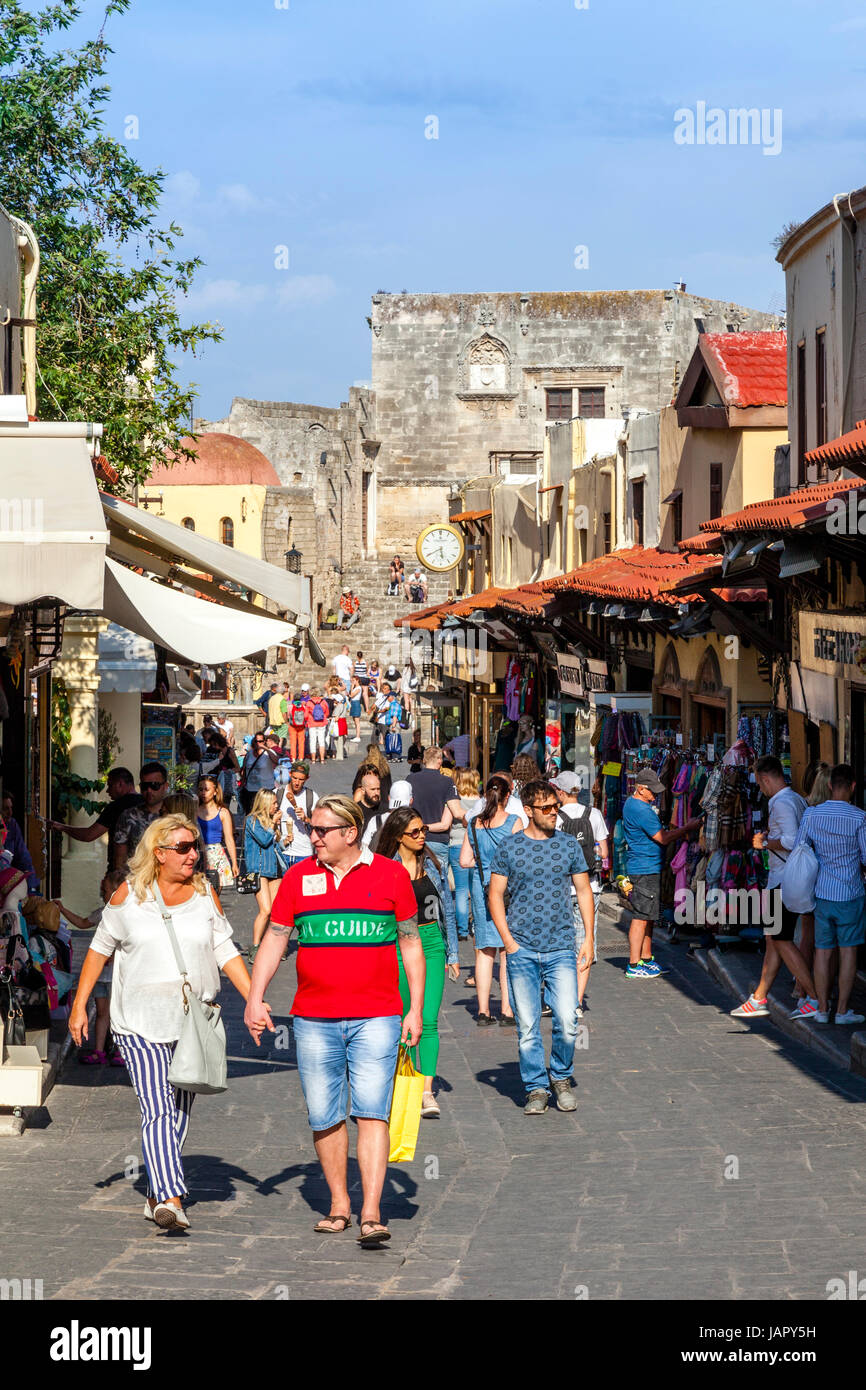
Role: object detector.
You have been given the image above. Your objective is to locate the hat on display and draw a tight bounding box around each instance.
[551,771,582,793]
[635,768,665,796]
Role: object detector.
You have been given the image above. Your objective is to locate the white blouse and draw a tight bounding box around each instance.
[90,885,240,1043]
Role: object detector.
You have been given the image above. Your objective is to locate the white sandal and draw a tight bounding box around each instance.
[153,1202,190,1230]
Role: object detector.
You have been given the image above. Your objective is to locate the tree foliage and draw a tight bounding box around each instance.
[0,0,221,490]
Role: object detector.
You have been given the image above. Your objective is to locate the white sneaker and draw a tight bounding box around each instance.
[143,1200,155,1222]
[813,1010,831,1023]
[153,1202,190,1230]
[790,996,820,1019]
[834,1010,866,1025]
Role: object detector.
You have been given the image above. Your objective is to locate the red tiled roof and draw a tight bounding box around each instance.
[700,331,787,408]
[450,509,492,523]
[805,419,866,476]
[695,477,866,536]
[93,454,120,486]
[537,547,720,605]
[150,433,281,487]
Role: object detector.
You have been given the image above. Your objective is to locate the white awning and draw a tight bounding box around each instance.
[98,622,157,693]
[102,493,306,620]
[103,558,297,663]
[0,426,109,608]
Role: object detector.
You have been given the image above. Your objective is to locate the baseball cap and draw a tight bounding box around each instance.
[551,771,582,793]
[389,780,413,808]
[635,768,665,796]
[300,683,310,691]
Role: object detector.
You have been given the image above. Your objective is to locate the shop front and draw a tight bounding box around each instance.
[797,610,866,806]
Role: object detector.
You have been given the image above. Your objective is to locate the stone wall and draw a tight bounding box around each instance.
[369,289,783,556]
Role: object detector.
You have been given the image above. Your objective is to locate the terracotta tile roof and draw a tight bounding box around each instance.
[537,547,720,605]
[695,477,866,536]
[678,531,723,554]
[805,419,866,476]
[450,509,492,523]
[700,331,787,408]
[93,454,120,487]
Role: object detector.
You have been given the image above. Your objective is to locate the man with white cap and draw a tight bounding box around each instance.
[552,772,609,1015]
[362,779,413,849]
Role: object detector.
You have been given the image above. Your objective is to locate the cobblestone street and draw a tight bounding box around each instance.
[3,753,866,1302]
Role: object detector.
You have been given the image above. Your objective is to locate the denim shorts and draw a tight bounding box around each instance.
[814,896,866,951]
[292,1015,402,1131]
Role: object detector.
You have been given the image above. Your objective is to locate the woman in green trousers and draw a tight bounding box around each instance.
[374,807,460,1118]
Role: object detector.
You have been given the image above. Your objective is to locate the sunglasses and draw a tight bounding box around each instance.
[161,840,198,855]
[403,826,426,839]
[309,824,347,840]
[531,802,559,815]
[141,780,165,791]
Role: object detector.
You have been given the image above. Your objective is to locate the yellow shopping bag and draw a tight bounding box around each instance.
[388,1044,425,1163]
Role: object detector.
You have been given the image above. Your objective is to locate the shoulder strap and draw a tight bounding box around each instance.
[151,881,189,979]
[469,818,487,889]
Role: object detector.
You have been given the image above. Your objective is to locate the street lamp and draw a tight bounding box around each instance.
[285,545,302,574]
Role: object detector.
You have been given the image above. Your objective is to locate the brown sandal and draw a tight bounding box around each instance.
[313,1213,352,1233]
[357,1219,391,1247]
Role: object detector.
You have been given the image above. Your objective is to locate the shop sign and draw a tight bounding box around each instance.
[799,611,866,680]
[556,653,609,700]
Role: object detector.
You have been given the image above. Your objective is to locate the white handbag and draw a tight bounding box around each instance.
[152,882,228,1095]
[780,841,819,914]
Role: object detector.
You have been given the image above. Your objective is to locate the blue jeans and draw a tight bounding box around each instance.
[449,844,471,938]
[505,946,580,1094]
[426,841,449,872]
[292,1015,402,1130]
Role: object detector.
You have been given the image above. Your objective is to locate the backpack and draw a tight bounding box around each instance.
[311,699,327,722]
[290,702,306,729]
[557,807,597,876]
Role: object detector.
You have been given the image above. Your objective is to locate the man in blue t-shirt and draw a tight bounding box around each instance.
[622,769,701,980]
[488,779,596,1115]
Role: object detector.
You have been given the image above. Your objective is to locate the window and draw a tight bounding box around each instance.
[546,388,572,421]
[602,512,611,554]
[578,387,605,418]
[220,516,234,547]
[709,463,722,521]
[671,493,683,545]
[632,479,645,546]
[797,341,807,485]
[815,328,827,457]
[181,517,195,531]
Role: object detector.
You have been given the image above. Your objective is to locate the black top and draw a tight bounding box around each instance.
[407,768,456,845]
[411,871,442,927]
[96,793,144,866]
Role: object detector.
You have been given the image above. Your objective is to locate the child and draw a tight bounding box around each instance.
[56,868,126,1066]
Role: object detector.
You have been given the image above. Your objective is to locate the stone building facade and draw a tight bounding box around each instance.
[195,387,379,628]
[368,289,783,556]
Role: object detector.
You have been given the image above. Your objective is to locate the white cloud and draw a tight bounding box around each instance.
[183,278,269,310]
[216,182,262,211]
[164,170,201,201]
[276,274,338,305]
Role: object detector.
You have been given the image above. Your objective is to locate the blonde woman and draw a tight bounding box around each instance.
[197,776,238,889]
[450,767,481,942]
[244,790,285,963]
[68,815,254,1231]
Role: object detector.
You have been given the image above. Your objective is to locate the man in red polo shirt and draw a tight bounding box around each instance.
[245,794,424,1247]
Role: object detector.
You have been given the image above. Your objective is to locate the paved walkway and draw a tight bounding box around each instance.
[5,750,866,1300]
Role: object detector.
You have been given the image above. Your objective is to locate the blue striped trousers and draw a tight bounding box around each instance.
[114,1033,195,1202]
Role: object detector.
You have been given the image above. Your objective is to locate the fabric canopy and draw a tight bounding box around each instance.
[0,429,108,608]
[98,622,157,693]
[103,557,297,663]
[102,493,306,619]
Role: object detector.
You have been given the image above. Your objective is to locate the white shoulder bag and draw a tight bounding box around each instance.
[152,882,228,1095]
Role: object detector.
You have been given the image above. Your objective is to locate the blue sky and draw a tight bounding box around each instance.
[83,0,866,418]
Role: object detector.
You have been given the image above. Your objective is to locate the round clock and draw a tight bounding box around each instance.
[416,522,465,572]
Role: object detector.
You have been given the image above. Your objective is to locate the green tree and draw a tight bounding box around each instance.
[0,0,221,491]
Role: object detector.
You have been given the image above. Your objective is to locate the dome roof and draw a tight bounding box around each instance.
[149,433,281,487]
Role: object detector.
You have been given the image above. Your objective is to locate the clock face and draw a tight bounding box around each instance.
[418,525,464,571]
